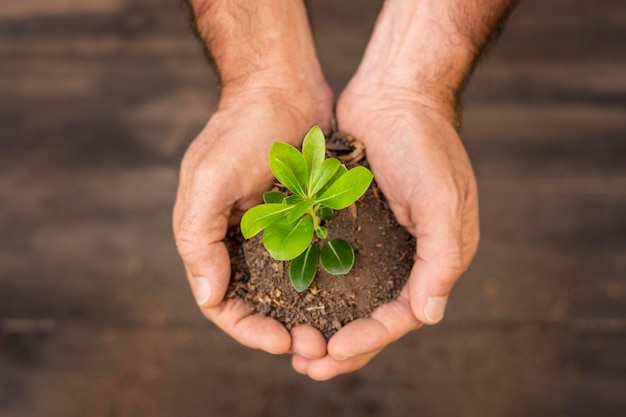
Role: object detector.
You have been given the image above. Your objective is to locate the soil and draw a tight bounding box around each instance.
[225,132,416,339]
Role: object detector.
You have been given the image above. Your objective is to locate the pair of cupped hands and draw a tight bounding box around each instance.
[172,77,479,380]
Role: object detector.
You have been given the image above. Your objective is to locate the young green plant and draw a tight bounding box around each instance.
[240,126,373,292]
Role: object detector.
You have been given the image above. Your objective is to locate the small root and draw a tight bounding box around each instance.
[338,139,366,163]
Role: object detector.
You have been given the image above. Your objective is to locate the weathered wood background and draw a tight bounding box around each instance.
[1,1,625,416]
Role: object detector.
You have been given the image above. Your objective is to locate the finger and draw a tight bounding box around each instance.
[292,350,381,381]
[179,239,231,310]
[202,298,291,354]
[173,168,234,308]
[409,190,466,324]
[327,289,421,360]
[292,354,309,375]
[289,325,327,359]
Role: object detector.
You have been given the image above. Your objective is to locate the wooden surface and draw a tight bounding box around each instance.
[1,1,625,416]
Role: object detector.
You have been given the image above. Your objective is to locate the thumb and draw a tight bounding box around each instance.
[408,201,466,325]
[173,187,233,309]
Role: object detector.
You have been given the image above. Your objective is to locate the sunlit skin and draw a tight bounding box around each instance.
[174,0,514,380]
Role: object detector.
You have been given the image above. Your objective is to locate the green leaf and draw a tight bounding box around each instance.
[269,142,308,197]
[308,157,341,196]
[289,243,319,292]
[284,195,303,205]
[317,164,347,196]
[317,166,373,210]
[320,238,355,275]
[240,203,291,239]
[302,126,326,184]
[320,207,334,221]
[286,199,316,223]
[315,225,327,239]
[263,215,314,260]
[263,191,286,204]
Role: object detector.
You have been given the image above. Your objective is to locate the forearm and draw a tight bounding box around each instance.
[184,0,326,98]
[354,0,516,120]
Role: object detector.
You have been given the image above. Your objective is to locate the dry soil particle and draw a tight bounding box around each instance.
[225,133,416,339]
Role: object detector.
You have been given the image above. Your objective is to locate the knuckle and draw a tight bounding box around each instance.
[441,252,465,276]
[435,182,464,209]
[179,140,219,185]
[425,243,465,279]
[179,145,201,177]
[175,229,201,262]
[180,156,209,186]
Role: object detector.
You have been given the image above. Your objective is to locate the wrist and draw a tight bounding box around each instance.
[352,0,471,107]
[186,0,333,130]
[223,84,332,127]
[348,0,514,118]
[189,0,325,92]
[219,68,330,108]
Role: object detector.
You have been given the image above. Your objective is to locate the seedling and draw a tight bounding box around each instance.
[240,126,373,292]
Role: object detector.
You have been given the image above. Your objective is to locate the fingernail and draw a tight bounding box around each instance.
[424,296,448,324]
[194,277,211,305]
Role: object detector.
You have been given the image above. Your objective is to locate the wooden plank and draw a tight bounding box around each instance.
[1,0,626,416]
[0,0,127,18]
[1,325,625,417]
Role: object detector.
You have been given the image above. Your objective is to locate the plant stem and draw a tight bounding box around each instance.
[307,206,321,233]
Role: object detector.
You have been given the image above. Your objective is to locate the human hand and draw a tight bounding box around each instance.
[173,88,333,357]
[291,86,480,380]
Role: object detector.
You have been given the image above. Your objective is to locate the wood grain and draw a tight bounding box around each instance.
[1,0,625,416]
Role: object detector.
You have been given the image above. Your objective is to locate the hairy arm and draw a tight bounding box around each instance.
[350,0,517,123]
[182,0,329,99]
